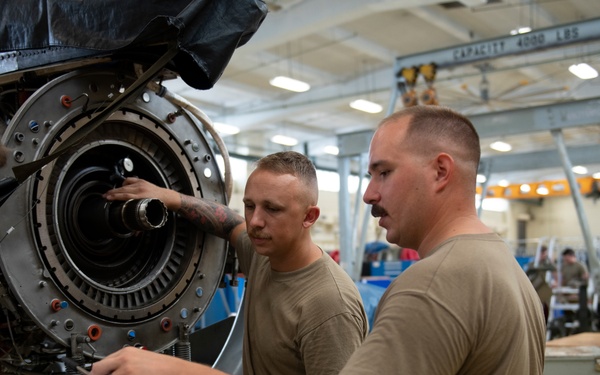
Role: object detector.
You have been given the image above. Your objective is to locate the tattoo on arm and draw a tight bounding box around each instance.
[177,194,244,239]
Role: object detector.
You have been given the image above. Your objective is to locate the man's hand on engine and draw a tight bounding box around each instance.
[103,177,181,211]
[89,347,227,375]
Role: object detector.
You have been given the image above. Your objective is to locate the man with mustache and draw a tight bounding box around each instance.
[93,151,368,375]
[339,105,545,374]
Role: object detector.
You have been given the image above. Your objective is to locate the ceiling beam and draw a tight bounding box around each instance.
[324,27,396,62]
[394,17,600,69]
[408,6,474,41]
[406,4,554,85]
[335,134,599,175]
[470,96,600,138]
[459,0,486,6]
[237,0,451,55]
[336,96,600,157]
[479,145,600,174]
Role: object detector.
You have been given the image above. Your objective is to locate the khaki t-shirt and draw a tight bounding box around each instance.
[341,233,546,375]
[236,234,368,375]
[561,261,588,287]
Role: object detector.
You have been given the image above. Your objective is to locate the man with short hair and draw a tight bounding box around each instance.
[340,105,546,374]
[560,248,588,288]
[91,151,368,375]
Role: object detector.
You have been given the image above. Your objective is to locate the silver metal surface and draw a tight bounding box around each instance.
[0,66,232,371]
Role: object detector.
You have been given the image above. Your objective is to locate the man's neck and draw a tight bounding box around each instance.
[269,242,322,272]
[417,214,492,258]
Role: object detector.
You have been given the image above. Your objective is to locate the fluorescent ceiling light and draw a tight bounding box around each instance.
[536,185,549,195]
[481,198,509,212]
[593,172,600,179]
[490,141,512,152]
[213,122,240,135]
[269,76,310,92]
[349,99,383,114]
[476,174,487,183]
[271,134,298,146]
[498,179,510,187]
[568,63,598,80]
[510,27,532,35]
[572,165,588,174]
[520,184,531,193]
[324,145,339,155]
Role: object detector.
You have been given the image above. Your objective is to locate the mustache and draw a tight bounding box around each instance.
[370,205,387,218]
[247,228,269,239]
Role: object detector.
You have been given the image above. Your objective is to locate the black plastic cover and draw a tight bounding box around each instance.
[0,0,268,89]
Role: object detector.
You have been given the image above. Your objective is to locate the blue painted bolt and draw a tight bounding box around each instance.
[180,308,188,319]
[127,330,136,341]
[29,120,40,133]
[196,287,203,297]
[51,299,69,311]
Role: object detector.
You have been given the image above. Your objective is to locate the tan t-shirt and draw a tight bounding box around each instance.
[340,233,546,375]
[561,261,588,287]
[236,234,368,375]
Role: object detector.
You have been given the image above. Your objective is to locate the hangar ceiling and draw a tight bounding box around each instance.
[163,0,600,187]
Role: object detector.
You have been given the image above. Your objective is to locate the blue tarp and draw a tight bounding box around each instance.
[365,241,390,254]
[356,281,387,331]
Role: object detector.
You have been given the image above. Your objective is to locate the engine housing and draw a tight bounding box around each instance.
[0,63,229,372]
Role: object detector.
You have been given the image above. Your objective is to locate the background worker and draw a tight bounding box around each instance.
[91,151,368,375]
[340,105,546,374]
[556,247,589,324]
[560,247,589,289]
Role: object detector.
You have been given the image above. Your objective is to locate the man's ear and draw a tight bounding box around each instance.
[303,205,320,228]
[434,153,453,192]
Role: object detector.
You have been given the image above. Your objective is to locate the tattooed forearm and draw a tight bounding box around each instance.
[177,194,244,239]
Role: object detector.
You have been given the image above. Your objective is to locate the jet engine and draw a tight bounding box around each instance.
[0,58,245,374]
[0,2,268,372]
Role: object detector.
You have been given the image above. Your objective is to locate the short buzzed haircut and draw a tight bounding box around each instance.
[254,151,319,205]
[380,106,481,176]
[562,248,575,257]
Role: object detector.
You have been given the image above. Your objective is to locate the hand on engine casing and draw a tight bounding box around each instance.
[103,177,181,212]
[89,346,227,375]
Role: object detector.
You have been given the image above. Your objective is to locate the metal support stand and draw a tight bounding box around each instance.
[551,129,600,294]
[477,160,492,218]
[338,156,354,279]
[576,284,591,333]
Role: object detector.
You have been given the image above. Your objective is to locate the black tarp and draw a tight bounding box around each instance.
[0,0,268,89]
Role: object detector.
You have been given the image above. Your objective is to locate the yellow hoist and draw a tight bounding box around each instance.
[399,63,438,107]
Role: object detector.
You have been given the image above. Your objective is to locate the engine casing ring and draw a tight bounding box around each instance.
[0,67,228,358]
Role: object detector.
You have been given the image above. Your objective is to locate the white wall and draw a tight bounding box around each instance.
[525,197,600,239]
